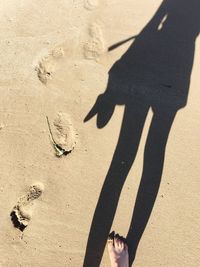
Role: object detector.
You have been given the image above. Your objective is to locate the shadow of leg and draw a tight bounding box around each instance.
[83,102,149,267]
[126,106,177,265]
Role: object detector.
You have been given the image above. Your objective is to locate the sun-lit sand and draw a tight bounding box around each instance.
[0,1,200,266]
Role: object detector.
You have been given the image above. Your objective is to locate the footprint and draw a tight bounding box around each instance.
[83,23,105,61]
[48,112,78,156]
[10,183,44,231]
[35,58,55,84]
[84,0,99,10]
[35,47,64,84]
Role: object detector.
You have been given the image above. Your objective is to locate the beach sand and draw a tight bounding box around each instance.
[0,0,200,266]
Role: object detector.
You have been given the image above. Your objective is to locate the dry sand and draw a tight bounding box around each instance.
[0,0,200,266]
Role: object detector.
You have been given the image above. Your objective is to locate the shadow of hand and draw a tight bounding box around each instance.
[84,93,116,128]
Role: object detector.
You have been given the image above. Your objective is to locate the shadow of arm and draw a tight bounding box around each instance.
[84,94,116,128]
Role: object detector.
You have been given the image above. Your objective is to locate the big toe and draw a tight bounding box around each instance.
[108,231,115,250]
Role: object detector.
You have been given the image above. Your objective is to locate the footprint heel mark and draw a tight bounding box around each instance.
[10,211,27,232]
[10,183,44,232]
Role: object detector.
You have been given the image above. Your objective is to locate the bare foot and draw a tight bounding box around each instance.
[107,231,129,267]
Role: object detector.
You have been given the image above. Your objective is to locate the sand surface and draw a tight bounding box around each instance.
[0,0,200,266]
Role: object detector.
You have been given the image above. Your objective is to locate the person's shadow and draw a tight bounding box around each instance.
[83,0,200,266]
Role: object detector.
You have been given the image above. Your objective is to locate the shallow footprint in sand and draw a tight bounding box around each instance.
[84,0,99,10]
[35,47,64,84]
[10,183,44,231]
[83,23,105,61]
[47,112,78,157]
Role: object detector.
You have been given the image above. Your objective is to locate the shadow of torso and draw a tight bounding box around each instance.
[108,0,200,109]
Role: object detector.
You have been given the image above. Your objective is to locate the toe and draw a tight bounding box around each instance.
[108,231,115,240]
[119,237,124,249]
[107,231,115,250]
[114,234,120,248]
[107,239,114,251]
[119,240,123,249]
